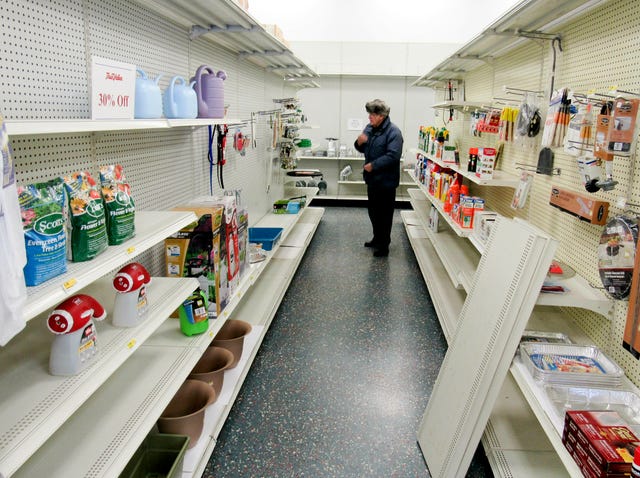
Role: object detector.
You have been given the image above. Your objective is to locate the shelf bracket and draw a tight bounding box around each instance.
[189,24,258,40]
[238,49,289,58]
[490,29,562,48]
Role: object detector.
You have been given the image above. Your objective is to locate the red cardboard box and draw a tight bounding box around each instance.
[563,410,639,475]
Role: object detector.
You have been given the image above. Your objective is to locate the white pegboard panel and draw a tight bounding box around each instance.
[2,0,303,273]
[0,0,88,119]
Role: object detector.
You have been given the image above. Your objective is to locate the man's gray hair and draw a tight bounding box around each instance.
[365,99,390,116]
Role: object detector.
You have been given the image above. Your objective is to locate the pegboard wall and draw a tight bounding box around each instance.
[1,0,298,277]
[439,0,640,386]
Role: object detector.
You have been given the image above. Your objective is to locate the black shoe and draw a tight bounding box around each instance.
[364,240,377,248]
[373,248,389,257]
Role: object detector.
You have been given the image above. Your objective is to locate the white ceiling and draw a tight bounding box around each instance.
[248,0,522,44]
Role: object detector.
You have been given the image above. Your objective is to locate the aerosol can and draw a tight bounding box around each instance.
[112,262,151,327]
[47,294,107,376]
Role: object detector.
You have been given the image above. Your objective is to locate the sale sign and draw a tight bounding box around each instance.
[90,56,136,120]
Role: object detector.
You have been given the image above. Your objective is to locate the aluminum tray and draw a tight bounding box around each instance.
[520,343,624,386]
[521,330,572,345]
[544,384,640,427]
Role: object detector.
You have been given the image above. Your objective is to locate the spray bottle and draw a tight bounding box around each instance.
[47,294,106,376]
[112,262,151,327]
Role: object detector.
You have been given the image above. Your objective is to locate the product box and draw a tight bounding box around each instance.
[549,186,609,225]
[165,205,223,319]
[237,206,249,278]
[475,147,496,180]
[607,98,639,156]
[190,196,240,305]
[273,196,306,214]
[563,410,640,475]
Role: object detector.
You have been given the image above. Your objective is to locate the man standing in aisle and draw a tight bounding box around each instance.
[354,99,404,257]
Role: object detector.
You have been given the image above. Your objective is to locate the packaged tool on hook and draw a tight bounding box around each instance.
[564,103,593,157]
[606,97,640,156]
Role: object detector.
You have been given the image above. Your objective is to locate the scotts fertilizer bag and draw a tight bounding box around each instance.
[100,164,135,245]
[18,178,67,286]
[63,171,108,262]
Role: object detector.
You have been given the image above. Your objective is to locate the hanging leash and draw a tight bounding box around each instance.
[207,125,216,195]
[216,124,228,190]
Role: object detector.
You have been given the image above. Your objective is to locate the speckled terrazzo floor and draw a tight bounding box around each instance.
[204,205,493,478]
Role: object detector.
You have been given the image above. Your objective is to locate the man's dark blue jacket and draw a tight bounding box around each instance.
[353,116,404,189]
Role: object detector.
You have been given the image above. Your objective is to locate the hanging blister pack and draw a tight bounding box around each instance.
[563,103,593,157]
[606,97,640,156]
[541,88,571,148]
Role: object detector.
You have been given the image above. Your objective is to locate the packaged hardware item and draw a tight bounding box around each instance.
[549,186,609,225]
[475,147,496,180]
[607,97,639,156]
[63,171,108,262]
[18,178,67,286]
[598,215,638,300]
[166,205,223,318]
[99,164,135,245]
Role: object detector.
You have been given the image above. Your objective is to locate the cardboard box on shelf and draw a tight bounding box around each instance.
[189,196,240,308]
[563,410,640,476]
[165,206,223,319]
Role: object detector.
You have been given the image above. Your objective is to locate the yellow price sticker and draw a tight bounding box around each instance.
[126,246,136,254]
[209,331,214,338]
[127,339,136,349]
[63,278,77,290]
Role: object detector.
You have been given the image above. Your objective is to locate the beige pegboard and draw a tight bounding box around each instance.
[440,0,640,386]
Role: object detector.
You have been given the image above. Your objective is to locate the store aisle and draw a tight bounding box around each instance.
[204,206,493,477]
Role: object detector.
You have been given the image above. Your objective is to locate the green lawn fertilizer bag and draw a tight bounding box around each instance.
[18,178,67,286]
[100,164,135,245]
[63,171,108,262]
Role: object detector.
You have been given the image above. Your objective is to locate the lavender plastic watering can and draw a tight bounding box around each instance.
[193,65,226,119]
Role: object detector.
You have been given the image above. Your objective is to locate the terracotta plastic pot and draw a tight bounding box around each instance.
[157,379,217,448]
[210,319,252,368]
[188,346,234,396]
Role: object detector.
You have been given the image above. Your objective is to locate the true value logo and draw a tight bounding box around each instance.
[34,212,64,235]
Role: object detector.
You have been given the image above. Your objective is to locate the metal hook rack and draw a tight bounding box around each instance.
[503,86,544,97]
[515,162,561,176]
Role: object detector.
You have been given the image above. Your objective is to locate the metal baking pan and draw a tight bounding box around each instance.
[520,342,624,386]
[544,384,640,426]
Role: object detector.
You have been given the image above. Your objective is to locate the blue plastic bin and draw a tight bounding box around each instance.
[248,227,283,251]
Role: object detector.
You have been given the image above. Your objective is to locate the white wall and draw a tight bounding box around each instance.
[297,76,435,158]
[290,41,461,77]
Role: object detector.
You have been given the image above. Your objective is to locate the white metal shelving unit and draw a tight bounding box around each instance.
[23,210,198,321]
[407,172,612,317]
[130,0,318,82]
[4,118,243,136]
[10,206,324,478]
[409,148,520,188]
[0,276,199,478]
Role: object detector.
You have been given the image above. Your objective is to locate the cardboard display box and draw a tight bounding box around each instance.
[549,186,609,225]
[563,410,640,476]
[165,205,223,318]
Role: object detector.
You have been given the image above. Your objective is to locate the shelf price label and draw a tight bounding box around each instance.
[90,56,135,120]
